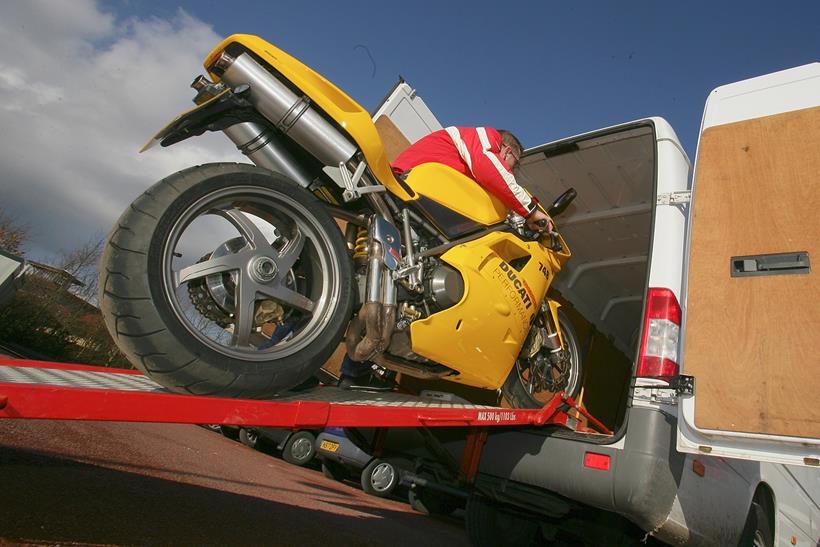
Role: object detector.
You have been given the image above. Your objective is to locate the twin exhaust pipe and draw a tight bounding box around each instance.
[345,233,397,363]
[214,51,356,188]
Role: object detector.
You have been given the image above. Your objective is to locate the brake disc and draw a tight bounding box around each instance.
[523,349,570,394]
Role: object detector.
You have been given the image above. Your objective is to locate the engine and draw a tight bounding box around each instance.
[383,258,464,363]
[424,261,464,311]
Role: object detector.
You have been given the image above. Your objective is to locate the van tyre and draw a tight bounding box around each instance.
[738,500,773,547]
[99,163,354,399]
[502,308,584,409]
[466,494,539,546]
[281,431,316,466]
[408,487,460,516]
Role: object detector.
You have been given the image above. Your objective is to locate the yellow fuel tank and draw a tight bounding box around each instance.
[404,163,508,225]
[410,231,566,389]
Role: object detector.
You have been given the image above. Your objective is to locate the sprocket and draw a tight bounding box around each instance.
[187,264,233,328]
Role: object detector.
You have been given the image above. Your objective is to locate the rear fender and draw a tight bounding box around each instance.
[140,87,254,152]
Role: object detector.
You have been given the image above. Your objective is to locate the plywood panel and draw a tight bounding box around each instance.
[684,106,820,438]
[374,115,411,163]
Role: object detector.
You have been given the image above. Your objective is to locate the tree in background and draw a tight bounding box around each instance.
[0,211,130,368]
[56,235,105,304]
[0,208,31,255]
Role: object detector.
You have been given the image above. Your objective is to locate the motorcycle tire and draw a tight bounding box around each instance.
[501,308,584,409]
[99,163,354,399]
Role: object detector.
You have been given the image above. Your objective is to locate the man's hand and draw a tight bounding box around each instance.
[526,209,554,232]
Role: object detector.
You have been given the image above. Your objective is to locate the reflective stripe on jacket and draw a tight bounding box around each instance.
[391,126,536,217]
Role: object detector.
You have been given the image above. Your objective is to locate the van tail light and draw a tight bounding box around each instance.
[636,288,681,378]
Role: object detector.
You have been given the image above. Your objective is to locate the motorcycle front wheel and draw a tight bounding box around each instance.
[501,309,583,409]
[99,163,353,399]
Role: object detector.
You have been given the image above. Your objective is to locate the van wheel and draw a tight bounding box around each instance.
[502,309,583,409]
[408,487,460,516]
[738,501,773,547]
[282,431,316,466]
[466,494,539,546]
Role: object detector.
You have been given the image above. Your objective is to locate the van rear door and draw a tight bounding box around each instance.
[677,63,820,467]
[371,80,442,159]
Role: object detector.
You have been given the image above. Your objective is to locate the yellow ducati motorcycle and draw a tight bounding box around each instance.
[100,35,581,408]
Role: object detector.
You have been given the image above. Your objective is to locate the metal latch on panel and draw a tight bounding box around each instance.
[670,375,694,396]
[639,375,694,396]
[731,251,810,278]
[656,191,692,206]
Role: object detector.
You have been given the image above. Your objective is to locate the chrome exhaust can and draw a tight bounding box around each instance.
[219,53,356,167]
[222,121,314,188]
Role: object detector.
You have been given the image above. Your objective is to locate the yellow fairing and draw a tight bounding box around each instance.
[404,163,508,225]
[204,34,412,201]
[410,231,566,389]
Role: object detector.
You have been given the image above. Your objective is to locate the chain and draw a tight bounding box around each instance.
[186,254,233,328]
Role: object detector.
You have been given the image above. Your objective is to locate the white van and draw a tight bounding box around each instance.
[377,65,820,546]
[0,249,27,308]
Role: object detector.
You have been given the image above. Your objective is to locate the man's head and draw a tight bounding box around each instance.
[498,129,523,170]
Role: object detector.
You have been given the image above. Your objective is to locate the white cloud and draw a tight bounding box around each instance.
[0,65,63,110]
[0,0,243,261]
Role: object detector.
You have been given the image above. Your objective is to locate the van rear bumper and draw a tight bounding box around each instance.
[476,406,683,531]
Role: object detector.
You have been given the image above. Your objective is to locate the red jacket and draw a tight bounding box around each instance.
[392,126,537,217]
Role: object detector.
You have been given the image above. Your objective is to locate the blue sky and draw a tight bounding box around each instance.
[110,0,820,159]
[1,1,818,261]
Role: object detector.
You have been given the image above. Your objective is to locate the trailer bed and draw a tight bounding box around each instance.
[0,358,606,432]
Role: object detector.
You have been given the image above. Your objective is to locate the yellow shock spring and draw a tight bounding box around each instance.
[353,227,369,261]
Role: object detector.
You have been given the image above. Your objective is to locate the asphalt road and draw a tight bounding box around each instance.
[0,419,469,546]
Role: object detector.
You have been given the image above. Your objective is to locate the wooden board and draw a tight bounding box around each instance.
[374,115,411,163]
[684,106,820,438]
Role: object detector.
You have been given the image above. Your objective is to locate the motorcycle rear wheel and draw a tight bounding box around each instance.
[99,163,353,399]
[501,309,583,409]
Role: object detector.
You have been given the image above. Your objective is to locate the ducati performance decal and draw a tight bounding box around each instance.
[495,261,534,310]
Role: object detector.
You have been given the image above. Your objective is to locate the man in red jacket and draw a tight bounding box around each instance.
[392,126,552,231]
